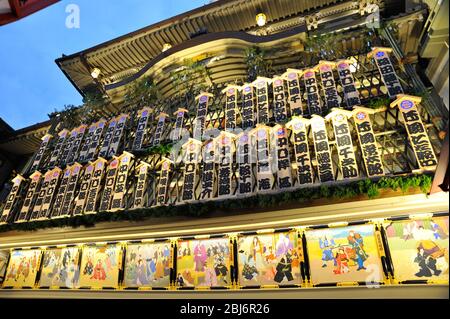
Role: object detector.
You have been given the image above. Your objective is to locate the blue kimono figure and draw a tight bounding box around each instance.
[348,231,367,271]
[319,236,336,267]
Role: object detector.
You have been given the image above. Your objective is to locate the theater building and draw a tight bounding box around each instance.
[0,0,448,299]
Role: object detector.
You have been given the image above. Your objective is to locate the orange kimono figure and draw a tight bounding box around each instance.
[91,259,106,280]
[7,263,16,280]
[155,253,164,279]
[333,248,349,275]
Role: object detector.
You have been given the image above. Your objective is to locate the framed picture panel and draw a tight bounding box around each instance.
[384,215,449,283]
[237,231,302,287]
[304,223,385,286]
[79,243,122,289]
[2,249,42,288]
[176,237,232,288]
[123,241,172,288]
[39,247,81,288]
[0,250,9,285]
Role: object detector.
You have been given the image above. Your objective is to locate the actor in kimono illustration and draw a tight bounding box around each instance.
[136,259,149,285]
[91,259,106,281]
[414,241,446,277]
[319,235,336,268]
[276,234,293,257]
[83,252,94,276]
[274,251,294,283]
[154,249,165,279]
[214,252,228,284]
[250,236,265,270]
[194,242,207,272]
[347,231,368,271]
[333,247,350,274]
[242,254,259,280]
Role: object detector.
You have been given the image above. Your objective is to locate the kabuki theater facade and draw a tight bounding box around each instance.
[0,0,448,299]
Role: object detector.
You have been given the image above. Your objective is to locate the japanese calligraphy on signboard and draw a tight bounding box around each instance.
[59,128,78,166]
[283,69,303,116]
[16,171,42,222]
[171,108,188,142]
[84,158,107,214]
[352,107,385,177]
[50,166,72,218]
[272,76,288,123]
[193,92,213,141]
[66,124,87,164]
[241,84,255,129]
[216,131,235,198]
[59,163,82,218]
[391,95,438,170]
[156,158,173,206]
[98,157,120,212]
[336,59,361,109]
[222,85,239,130]
[286,117,314,186]
[72,162,93,216]
[77,122,97,163]
[318,61,341,112]
[153,112,168,146]
[252,77,271,124]
[272,125,292,189]
[48,129,69,168]
[30,167,61,220]
[133,161,151,208]
[181,139,202,202]
[303,68,323,115]
[252,125,274,192]
[86,118,107,161]
[0,175,25,224]
[200,140,216,200]
[30,134,52,173]
[132,107,152,150]
[310,115,334,183]
[326,109,359,179]
[110,152,134,211]
[98,118,117,158]
[107,113,128,158]
[368,47,404,98]
[236,132,254,196]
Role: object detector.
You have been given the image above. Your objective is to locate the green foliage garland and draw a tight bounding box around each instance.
[0,174,433,233]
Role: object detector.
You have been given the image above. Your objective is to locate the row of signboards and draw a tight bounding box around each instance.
[0,93,439,224]
[0,213,448,289]
[28,48,426,172]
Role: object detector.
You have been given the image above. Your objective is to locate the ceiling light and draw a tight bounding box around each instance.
[91,67,101,79]
[162,43,172,52]
[256,13,267,27]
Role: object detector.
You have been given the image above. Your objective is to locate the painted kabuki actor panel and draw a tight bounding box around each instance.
[176,238,232,288]
[39,247,81,288]
[237,232,302,287]
[123,242,171,288]
[0,250,9,285]
[385,216,449,283]
[305,224,384,286]
[3,249,41,288]
[79,244,122,289]
[0,213,448,290]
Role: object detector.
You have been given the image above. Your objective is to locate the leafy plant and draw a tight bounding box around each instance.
[170,58,211,96]
[367,97,390,109]
[124,76,159,108]
[244,46,272,82]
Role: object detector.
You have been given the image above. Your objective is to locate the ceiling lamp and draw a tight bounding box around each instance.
[91,67,101,79]
[256,13,267,27]
[162,43,172,52]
